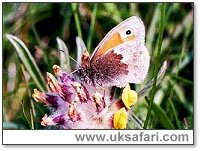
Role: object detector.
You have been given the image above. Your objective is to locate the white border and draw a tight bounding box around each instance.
[1,0,199,150]
[3,130,194,145]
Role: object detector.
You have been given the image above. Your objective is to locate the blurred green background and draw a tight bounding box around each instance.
[3,3,193,129]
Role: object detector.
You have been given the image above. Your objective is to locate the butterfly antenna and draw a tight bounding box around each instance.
[66,68,81,77]
[59,50,80,66]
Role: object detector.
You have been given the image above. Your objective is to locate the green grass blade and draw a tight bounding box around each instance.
[146,5,159,54]
[87,3,98,53]
[169,98,181,129]
[30,109,34,129]
[169,79,186,104]
[145,97,174,129]
[71,3,82,39]
[21,64,36,129]
[21,100,32,129]
[32,24,52,72]
[103,3,122,23]
[56,37,71,73]
[6,34,46,92]
[167,73,193,85]
[152,102,175,129]
[143,3,166,129]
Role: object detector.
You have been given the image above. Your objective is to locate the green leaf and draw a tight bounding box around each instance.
[103,3,122,23]
[146,5,159,54]
[169,79,186,104]
[76,36,87,66]
[152,103,175,129]
[71,3,82,39]
[56,37,71,73]
[6,34,46,92]
[169,98,181,129]
[87,3,98,53]
[143,3,167,129]
[167,73,193,85]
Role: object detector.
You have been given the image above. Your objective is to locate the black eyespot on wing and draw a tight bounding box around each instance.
[126,30,131,35]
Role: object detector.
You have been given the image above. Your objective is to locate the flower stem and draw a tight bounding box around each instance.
[143,3,166,129]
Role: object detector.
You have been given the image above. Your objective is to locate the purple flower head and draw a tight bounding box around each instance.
[32,65,139,129]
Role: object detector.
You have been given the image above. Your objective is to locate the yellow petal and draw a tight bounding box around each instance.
[113,107,128,129]
[122,84,138,109]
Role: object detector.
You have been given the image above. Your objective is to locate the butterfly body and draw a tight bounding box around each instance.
[76,16,150,88]
[77,50,129,87]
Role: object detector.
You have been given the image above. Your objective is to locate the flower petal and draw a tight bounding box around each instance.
[41,114,56,126]
[68,96,81,122]
[46,72,62,94]
[52,115,65,125]
[60,84,73,103]
[93,92,106,113]
[122,84,138,109]
[45,93,62,109]
[53,65,62,76]
[53,65,75,83]
[72,82,90,103]
[113,107,128,129]
[32,89,47,104]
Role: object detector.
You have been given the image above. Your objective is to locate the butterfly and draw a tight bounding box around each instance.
[75,16,150,88]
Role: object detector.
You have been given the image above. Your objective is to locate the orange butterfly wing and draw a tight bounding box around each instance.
[90,16,144,62]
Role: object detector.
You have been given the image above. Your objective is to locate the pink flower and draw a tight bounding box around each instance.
[32,65,138,129]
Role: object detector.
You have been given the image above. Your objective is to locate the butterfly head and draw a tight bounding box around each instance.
[74,50,94,86]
